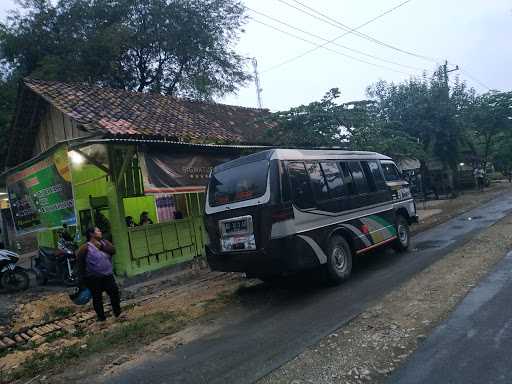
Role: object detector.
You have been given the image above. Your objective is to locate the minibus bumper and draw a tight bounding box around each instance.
[205,236,320,274]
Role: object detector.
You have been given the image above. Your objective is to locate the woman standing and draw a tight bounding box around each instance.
[77,227,121,321]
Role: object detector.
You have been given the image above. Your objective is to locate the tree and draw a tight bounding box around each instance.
[366,69,477,193]
[466,91,512,167]
[0,74,18,170]
[493,133,512,176]
[264,88,351,147]
[0,0,250,98]
[366,75,434,155]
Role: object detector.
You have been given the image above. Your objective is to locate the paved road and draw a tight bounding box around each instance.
[104,195,512,384]
[389,250,512,384]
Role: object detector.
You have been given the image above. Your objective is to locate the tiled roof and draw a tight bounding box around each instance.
[23,78,272,143]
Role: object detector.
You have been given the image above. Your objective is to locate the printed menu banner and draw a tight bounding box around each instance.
[141,149,237,194]
[7,147,76,234]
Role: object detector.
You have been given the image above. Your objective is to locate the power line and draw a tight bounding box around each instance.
[246,7,424,72]
[282,0,439,63]
[250,17,413,76]
[263,0,426,73]
[284,0,494,93]
[460,68,493,91]
[253,1,491,94]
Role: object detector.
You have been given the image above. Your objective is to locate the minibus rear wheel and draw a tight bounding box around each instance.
[324,235,352,285]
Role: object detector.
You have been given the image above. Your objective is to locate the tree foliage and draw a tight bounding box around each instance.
[265,85,426,159]
[264,88,351,147]
[465,91,512,166]
[0,0,250,98]
[365,69,476,172]
[341,99,424,159]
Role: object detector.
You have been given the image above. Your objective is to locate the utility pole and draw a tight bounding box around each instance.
[443,60,460,85]
[442,60,460,196]
[251,58,263,109]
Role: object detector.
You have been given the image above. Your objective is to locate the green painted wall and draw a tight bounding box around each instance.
[123,196,157,225]
[37,231,56,248]
[32,144,207,278]
[126,216,205,276]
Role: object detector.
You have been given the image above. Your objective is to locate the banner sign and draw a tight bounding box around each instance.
[7,147,76,234]
[141,149,237,194]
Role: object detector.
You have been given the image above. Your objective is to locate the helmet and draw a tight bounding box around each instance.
[69,287,92,305]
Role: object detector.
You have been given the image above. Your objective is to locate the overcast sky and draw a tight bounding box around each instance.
[1,0,511,111]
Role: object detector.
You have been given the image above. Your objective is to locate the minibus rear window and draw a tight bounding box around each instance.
[208,160,269,206]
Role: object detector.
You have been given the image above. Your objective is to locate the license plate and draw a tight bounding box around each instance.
[219,216,255,252]
[221,234,256,252]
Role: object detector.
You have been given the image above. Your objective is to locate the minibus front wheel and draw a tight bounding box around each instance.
[393,215,410,252]
[324,235,353,285]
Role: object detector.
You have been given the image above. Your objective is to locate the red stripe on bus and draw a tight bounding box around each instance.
[356,236,397,255]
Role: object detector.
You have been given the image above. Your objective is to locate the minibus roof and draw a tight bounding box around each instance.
[270,148,392,161]
[212,148,392,173]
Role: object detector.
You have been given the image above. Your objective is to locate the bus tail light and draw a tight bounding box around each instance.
[272,207,294,223]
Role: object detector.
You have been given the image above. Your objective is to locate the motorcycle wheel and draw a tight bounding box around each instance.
[62,270,78,287]
[1,268,30,292]
[34,268,49,286]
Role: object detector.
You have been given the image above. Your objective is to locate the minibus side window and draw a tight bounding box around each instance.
[347,161,370,194]
[279,161,292,202]
[305,162,329,202]
[320,162,345,198]
[361,161,378,192]
[368,160,387,190]
[287,162,315,209]
[339,162,356,194]
[381,161,402,182]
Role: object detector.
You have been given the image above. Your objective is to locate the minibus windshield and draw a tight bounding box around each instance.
[208,159,269,206]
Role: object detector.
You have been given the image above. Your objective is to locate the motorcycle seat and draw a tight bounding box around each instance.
[40,247,60,258]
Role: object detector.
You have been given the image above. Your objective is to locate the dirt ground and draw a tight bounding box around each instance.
[1,273,249,383]
[0,285,69,335]
[259,211,512,383]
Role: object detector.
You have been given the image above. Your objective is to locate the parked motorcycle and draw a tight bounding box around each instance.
[32,237,78,286]
[0,249,30,292]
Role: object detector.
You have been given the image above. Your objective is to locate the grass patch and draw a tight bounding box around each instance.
[52,306,75,318]
[74,325,86,338]
[39,306,76,326]
[86,312,184,353]
[45,330,66,343]
[42,312,51,323]
[195,290,238,313]
[8,311,186,382]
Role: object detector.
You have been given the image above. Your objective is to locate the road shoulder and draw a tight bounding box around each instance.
[389,250,512,384]
[259,213,512,384]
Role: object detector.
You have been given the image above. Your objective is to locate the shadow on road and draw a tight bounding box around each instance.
[233,246,407,311]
